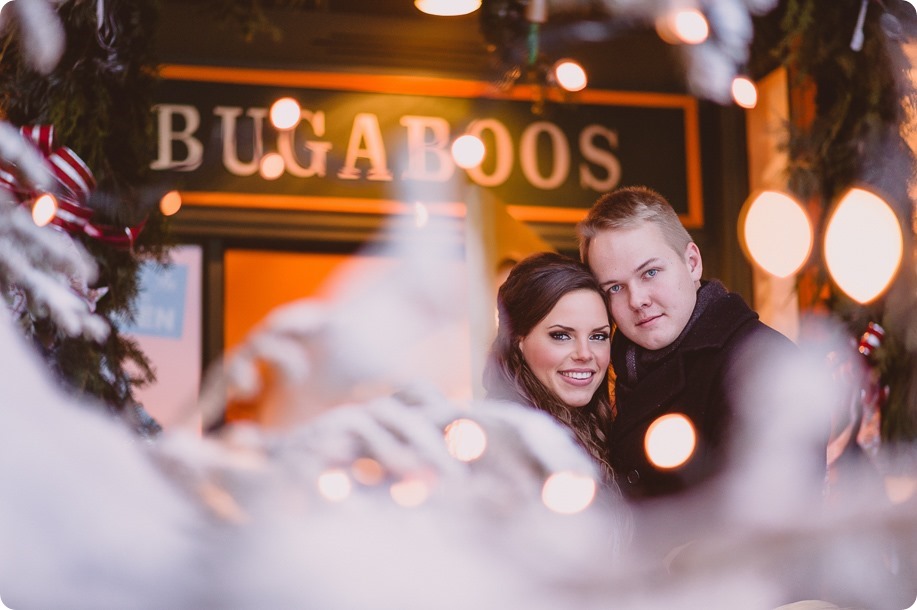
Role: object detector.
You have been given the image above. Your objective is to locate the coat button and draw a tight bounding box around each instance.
[626,469,641,484]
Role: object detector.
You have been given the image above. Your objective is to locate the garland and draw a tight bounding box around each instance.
[0,0,169,434]
[758,0,917,442]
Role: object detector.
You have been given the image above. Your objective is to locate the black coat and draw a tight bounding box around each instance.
[607,287,795,500]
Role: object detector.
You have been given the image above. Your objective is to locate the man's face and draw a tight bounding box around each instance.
[587,221,702,351]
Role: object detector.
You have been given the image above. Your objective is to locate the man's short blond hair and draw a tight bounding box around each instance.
[577,185,694,265]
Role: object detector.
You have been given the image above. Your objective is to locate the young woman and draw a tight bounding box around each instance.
[484,251,614,480]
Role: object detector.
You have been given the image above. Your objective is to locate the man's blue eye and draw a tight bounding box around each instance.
[646,269,658,278]
[607,285,621,295]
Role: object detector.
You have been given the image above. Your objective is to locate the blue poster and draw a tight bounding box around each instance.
[123,263,188,339]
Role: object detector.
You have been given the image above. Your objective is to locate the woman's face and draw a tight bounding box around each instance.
[518,289,611,408]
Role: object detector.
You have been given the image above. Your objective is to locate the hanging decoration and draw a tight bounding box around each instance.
[0,125,146,249]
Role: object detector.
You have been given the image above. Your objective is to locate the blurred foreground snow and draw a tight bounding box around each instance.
[1,216,916,610]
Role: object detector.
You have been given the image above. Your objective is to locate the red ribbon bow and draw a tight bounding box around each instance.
[0,124,144,249]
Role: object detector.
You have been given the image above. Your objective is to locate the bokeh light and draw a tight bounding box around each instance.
[443,418,487,462]
[316,468,352,502]
[159,190,182,217]
[740,190,813,278]
[269,97,302,130]
[390,476,430,507]
[657,8,709,45]
[645,413,696,470]
[31,193,58,227]
[351,458,384,486]
[259,152,285,180]
[553,59,588,92]
[541,471,596,514]
[451,134,486,169]
[824,187,903,304]
[414,0,481,16]
[731,76,758,109]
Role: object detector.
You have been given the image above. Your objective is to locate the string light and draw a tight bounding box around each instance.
[645,413,696,470]
[731,76,758,109]
[443,418,487,462]
[739,190,812,278]
[656,8,709,45]
[451,134,486,169]
[31,193,58,227]
[541,471,596,514]
[316,468,352,502]
[824,187,903,304]
[553,59,588,92]
[414,0,481,17]
[269,97,301,130]
[159,190,182,216]
[259,152,285,180]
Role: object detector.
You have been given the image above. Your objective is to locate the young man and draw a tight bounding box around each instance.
[578,185,796,500]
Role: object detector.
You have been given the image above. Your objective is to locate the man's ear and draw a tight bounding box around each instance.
[685,242,703,281]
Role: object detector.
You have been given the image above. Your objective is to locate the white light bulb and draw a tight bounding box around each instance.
[444,418,487,462]
[270,97,301,130]
[824,187,903,304]
[317,469,352,502]
[451,134,486,169]
[31,193,58,227]
[645,413,696,470]
[542,471,596,514]
[414,0,481,16]
[731,76,758,109]
[554,60,587,92]
[259,152,285,180]
[741,190,812,278]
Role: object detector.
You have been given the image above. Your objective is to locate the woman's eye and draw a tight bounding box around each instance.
[645,268,658,279]
[607,285,621,295]
[590,333,609,341]
[549,332,570,341]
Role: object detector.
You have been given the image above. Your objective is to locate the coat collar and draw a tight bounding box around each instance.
[610,287,759,436]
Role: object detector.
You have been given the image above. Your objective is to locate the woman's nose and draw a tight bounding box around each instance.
[572,338,593,360]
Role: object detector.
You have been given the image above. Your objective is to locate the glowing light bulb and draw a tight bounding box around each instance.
[414,0,481,16]
[259,152,285,180]
[824,187,903,304]
[390,476,430,507]
[645,413,696,470]
[31,193,57,227]
[541,471,596,514]
[159,190,182,216]
[451,134,486,169]
[269,97,301,130]
[740,190,812,278]
[317,468,352,502]
[731,76,758,109]
[656,8,709,45]
[444,418,487,462]
[553,59,588,92]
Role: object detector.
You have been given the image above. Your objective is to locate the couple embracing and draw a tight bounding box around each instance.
[484,185,797,501]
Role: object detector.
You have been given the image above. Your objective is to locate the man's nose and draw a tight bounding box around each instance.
[629,285,650,310]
